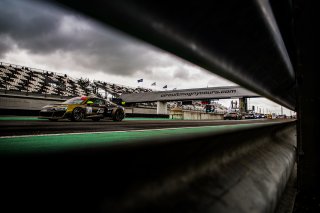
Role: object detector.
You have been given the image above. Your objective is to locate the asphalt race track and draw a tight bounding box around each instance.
[0,117,284,137]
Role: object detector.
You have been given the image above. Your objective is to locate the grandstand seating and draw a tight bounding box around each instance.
[0,62,228,112]
[0,62,152,98]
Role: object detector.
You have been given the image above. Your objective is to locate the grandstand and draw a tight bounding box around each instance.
[0,62,152,98]
[0,62,229,113]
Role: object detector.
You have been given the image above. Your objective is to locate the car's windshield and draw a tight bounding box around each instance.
[62,97,85,104]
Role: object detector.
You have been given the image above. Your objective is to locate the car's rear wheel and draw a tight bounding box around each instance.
[71,107,84,121]
[113,110,124,122]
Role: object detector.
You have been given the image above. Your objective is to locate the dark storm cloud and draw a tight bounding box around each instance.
[173,66,191,80]
[0,0,62,53]
[0,0,179,76]
[0,35,12,58]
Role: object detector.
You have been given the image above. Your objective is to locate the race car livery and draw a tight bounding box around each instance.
[39,96,125,122]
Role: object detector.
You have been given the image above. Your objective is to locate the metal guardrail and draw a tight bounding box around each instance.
[0,90,71,100]
[52,0,296,110]
[1,121,296,212]
[4,0,301,212]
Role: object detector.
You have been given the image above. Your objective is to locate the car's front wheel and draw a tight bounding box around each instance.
[70,107,84,121]
[112,110,125,122]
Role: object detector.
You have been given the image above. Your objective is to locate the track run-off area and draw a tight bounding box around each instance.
[0,116,294,154]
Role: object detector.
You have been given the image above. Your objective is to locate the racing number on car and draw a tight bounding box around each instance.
[97,108,104,114]
[86,107,93,114]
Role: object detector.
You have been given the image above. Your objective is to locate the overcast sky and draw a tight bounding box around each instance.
[0,0,293,115]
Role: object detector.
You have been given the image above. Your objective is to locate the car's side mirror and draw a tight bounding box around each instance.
[87,101,94,105]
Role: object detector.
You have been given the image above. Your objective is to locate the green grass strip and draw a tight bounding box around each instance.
[0,123,263,154]
[0,116,45,121]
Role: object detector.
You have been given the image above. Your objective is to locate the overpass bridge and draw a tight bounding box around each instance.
[120,86,260,114]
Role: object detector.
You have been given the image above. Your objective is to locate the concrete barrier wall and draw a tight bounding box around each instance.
[132,107,157,114]
[124,108,133,114]
[199,112,224,120]
[125,107,157,114]
[170,110,223,120]
[1,121,297,212]
[0,95,65,110]
[0,94,158,115]
[0,94,222,120]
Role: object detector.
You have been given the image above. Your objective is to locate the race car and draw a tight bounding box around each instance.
[39,96,125,122]
[223,112,242,120]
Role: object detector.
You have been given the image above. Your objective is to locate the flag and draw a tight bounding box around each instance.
[137,79,143,83]
[163,85,167,89]
[151,82,156,86]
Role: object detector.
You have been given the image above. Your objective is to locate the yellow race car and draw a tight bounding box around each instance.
[39,96,125,122]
